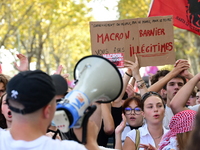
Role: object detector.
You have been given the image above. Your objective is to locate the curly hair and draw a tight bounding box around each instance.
[150,70,170,85]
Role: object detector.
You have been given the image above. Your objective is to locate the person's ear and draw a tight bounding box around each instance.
[161,88,167,95]
[43,104,51,119]
[142,111,146,119]
[141,111,144,116]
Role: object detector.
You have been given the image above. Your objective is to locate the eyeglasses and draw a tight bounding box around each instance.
[142,91,163,102]
[125,107,142,115]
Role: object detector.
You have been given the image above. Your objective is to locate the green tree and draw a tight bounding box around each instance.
[0,0,93,77]
[118,0,150,19]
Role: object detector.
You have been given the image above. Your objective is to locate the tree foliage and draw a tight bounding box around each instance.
[118,0,150,19]
[0,0,93,77]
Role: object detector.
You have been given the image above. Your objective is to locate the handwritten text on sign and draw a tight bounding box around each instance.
[90,16,175,67]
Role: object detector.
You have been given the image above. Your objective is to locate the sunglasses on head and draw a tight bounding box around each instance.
[141,91,163,102]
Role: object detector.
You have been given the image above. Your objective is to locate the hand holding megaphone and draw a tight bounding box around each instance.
[53,55,123,136]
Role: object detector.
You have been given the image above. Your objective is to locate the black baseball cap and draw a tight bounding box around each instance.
[6,70,56,115]
[50,74,68,95]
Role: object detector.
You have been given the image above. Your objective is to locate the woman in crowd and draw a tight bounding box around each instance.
[122,55,168,150]
[158,109,196,150]
[0,74,8,97]
[140,110,196,150]
[0,93,12,129]
[115,95,144,149]
[123,91,168,150]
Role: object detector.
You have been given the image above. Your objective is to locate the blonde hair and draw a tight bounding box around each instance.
[177,131,191,150]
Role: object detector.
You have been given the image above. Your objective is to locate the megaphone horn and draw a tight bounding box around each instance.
[74,55,123,103]
[55,55,123,131]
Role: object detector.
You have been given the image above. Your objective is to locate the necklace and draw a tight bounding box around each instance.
[153,134,163,139]
[152,130,163,140]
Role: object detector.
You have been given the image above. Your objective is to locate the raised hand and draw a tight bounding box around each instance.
[54,65,63,75]
[115,113,127,149]
[139,143,157,150]
[171,59,190,77]
[115,113,127,135]
[124,54,140,79]
[46,131,61,140]
[14,54,29,71]
[126,84,135,98]
[54,65,70,82]
[174,59,188,67]
[62,73,69,80]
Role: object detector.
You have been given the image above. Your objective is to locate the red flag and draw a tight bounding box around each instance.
[148,0,200,35]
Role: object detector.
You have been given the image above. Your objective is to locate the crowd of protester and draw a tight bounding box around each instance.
[1,53,200,150]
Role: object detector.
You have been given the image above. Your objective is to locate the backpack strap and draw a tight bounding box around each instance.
[135,129,140,150]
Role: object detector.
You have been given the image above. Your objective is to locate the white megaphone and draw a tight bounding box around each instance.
[53,55,123,133]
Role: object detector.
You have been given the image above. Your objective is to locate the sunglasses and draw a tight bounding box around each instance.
[125,107,142,115]
[141,91,165,108]
[141,91,163,102]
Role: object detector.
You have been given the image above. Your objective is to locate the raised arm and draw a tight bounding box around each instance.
[170,73,200,114]
[72,119,101,150]
[54,65,70,81]
[124,54,148,96]
[101,103,115,135]
[148,60,190,92]
[115,114,127,150]
[112,68,132,107]
[54,65,63,74]
[123,137,136,150]
[126,78,136,98]
[84,120,101,150]
[177,63,200,91]
[14,54,29,71]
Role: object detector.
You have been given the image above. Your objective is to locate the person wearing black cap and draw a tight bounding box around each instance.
[0,70,100,150]
[47,74,70,140]
[51,74,69,100]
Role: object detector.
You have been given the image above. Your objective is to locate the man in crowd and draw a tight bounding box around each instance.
[0,70,100,150]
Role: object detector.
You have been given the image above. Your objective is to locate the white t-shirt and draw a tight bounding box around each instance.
[126,124,168,150]
[0,128,87,150]
[121,123,132,145]
[163,105,174,130]
[163,104,200,130]
[188,104,200,112]
[121,123,145,146]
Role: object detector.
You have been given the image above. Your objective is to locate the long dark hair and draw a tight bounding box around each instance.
[0,93,7,129]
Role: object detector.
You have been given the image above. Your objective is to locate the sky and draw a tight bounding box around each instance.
[87,0,119,21]
[0,47,18,75]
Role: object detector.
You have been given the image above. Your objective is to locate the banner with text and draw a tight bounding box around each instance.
[90,15,175,67]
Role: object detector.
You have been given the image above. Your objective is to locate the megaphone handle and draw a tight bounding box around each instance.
[81,105,97,144]
[52,129,59,139]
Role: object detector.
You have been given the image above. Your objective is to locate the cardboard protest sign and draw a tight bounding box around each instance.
[90,15,175,67]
